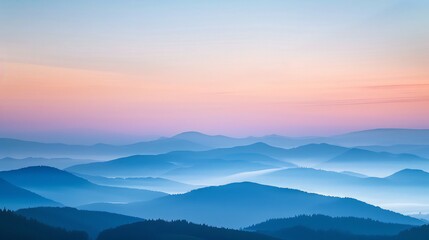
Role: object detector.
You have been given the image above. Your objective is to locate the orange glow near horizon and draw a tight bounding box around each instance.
[1,60,428,140]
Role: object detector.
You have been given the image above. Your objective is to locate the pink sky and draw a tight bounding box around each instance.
[0,1,428,143]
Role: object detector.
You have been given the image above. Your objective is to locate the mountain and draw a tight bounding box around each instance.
[0,166,167,206]
[280,143,349,165]
[80,182,423,228]
[197,142,347,165]
[170,129,429,149]
[246,167,362,191]
[319,148,429,175]
[327,129,429,147]
[67,148,294,181]
[248,224,429,240]
[3,128,429,159]
[246,215,413,236]
[16,207,142,239]
[0,157,95,171]
[410,214,429,222]
[97,219,277,240]
[200,142,291,163]
[172,131,252,148]
[76,174,199,194]
[0,209,88,240]
[327,148,426,163]
[67,155,178,177]
[357,145,429,159]
[0,178,60,210]
[251,226,381,240]
[0,137,209,159]
[246,167,429,214]
[341,171,368,178]
[385,169,429,185]
[395,224,429,240]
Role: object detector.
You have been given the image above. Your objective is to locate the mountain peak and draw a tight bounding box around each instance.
[243,142,273,148]
[387,169,429,180]
[173,131,209,138]
[0,166,91,187]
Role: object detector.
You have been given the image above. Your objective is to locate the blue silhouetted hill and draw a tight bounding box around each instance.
[249,221,429,240]
[396,224,429,240]
[319,148,429,174]
[245,215,413,236]
[67,146,296,179]
[0,209,88,240]
[75,174,199,194]
[0,178,60,210]
[96,219,277,240]
[385,169,429,185]
[80,182,423,228]
[16,207,142,239]
[326,149,426,164]
[0,137,209,159]
[0,166,167,206]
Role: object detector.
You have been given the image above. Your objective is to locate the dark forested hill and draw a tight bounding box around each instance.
[246,215,413,236]
[16,207,142,239]
[0,209,88,240]
[96,219,277,240]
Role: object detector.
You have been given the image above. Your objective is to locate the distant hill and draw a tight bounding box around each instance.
[357,145,429,159]
[199,142,347,166]
[0,137,209,159]
[67,148,294,180]
[172,129,429,148]
[80,182,423,228]
[246,167,429,215]
[327,148,425,163]
[76,174,199,194]
[326,129,429,147]
[97,219,277,240]
[246,215,413,236]
[0,166,167,206]
[280,143,349,165]
[410,214,429,222]
[172,131,252,148]
[197,142,292,165]
[319,148,429,175]
[16,207,142,239]
[67,154,178,178]
[385,169,429,185]
[0,209,88,240]
[247,167,361,191]
[0,178,60,210]
[0,157,95,171]
[3,128,429,159]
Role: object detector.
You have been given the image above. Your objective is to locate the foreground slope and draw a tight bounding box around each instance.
[97,219,277,240]
[81,182,423,228]
[246,215,413,236]
[16,207,142,239]
[0,209,88,240]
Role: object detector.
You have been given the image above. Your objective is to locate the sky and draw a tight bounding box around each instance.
[0,0,429,144]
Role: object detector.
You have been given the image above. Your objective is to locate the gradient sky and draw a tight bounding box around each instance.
[1,0,429,144]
